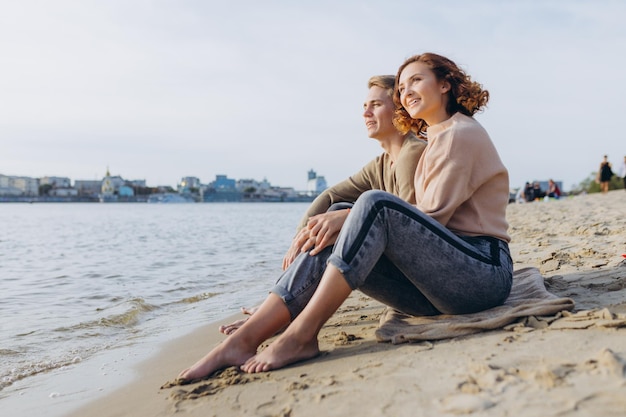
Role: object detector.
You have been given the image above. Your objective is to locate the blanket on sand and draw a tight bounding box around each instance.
[376,267,576,344]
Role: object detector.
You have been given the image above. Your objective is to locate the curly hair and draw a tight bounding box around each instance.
[392,53,489,135]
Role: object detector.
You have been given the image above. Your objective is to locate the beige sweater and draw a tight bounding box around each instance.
[297,135,427,230]
[415,113,510,242]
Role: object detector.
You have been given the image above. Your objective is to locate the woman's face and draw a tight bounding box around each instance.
[398,61,450,126]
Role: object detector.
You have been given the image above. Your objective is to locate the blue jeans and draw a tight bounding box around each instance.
[272,190,513,318]
[271,202,351,319]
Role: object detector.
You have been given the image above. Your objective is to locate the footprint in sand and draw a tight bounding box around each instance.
[162,367,258,401]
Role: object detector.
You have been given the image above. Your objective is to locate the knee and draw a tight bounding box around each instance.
[353,190,405,215]
[328,202,353,212]
[356,190,395,207]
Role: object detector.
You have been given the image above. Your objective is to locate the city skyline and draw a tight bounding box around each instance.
[0,168,318,191]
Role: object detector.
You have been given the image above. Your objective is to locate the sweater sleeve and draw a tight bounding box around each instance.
[393,137,426,205]
[415,130,478,226]
[296,157,383,230]
[415,115,507,233]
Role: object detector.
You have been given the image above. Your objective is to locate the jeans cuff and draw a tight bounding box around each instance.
[327,254,357,290]
[269,285,298,320]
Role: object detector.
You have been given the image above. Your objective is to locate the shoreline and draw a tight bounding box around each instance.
[65,311,260,417]
[64,295,397,417]
[21,191,626,416]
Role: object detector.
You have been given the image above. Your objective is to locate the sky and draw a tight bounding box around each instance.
[1,0,625,192]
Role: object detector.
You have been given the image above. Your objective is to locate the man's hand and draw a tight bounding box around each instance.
[282,227,312,270]
[282,209,351,269]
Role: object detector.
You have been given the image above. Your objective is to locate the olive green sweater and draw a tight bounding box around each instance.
[297,135,427,230]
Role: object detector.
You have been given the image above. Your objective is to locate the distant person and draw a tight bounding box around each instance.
[546,179,561,199]
[178,52,512,379]
[217,74,427,336]
[532,182,545,200]
[523,181,534,202]
[597,155,613,194]
[515,186,525,204]
[618,156,626,191]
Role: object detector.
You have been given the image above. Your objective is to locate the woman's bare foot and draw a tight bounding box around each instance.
[181,293,293,380]
[178,340,257,381]
[219,306,259,335]
[240,331,320,373]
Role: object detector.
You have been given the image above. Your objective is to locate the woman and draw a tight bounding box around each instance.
[598,155,613,194]
[547,179,561,199]
[179,53,512,378]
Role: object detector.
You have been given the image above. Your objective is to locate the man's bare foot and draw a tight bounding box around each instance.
[240,331,320,373]
[178,341,257,381]
[219,306,259,335]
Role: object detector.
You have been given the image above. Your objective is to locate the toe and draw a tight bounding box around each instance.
[178,368,190,379]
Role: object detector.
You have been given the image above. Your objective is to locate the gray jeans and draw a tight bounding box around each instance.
[271,190,513,318]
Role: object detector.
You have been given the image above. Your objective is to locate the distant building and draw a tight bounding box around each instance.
[49,187,78,197]
[178,176,201,193]
[306,169,327,196]
[0,174,39,196]
[100,168,119,202]
[127,179,146,188]
[118,185,135,197]
[74,180,102,197]
[202,174,240,202]
[40,176,71,188]
[236,178,271,192]
[97,168,145,201]
[213,175,236,190]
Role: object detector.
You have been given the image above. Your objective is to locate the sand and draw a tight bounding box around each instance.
[65,190,626,417]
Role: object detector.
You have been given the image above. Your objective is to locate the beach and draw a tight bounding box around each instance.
[63,191,626,417]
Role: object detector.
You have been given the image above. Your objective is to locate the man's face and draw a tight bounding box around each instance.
[363,86,397,139]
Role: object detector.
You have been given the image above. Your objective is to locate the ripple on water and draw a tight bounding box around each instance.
[0,202,306,392]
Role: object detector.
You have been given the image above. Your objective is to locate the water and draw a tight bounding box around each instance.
[0,202,306,413]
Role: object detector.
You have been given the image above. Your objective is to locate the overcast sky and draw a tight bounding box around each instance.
[1,0,624,191]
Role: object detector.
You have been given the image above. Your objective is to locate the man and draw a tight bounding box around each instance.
[217,75,426,336]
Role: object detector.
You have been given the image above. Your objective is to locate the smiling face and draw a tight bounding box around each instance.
[362,86,397,140]
[397,61,450,126]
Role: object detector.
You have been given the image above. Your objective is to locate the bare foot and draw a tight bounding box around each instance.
[240,331,320,373]
[219,306,259,335]
[178,340,257,381]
